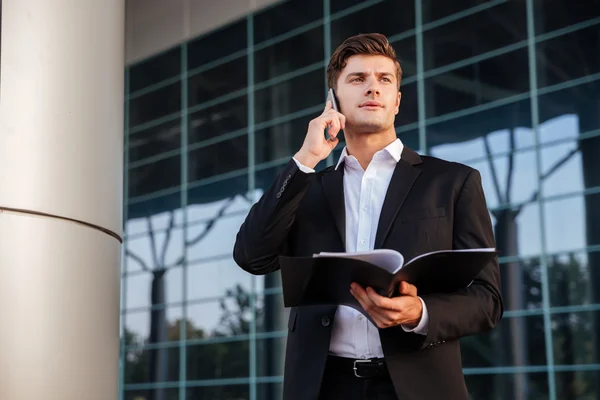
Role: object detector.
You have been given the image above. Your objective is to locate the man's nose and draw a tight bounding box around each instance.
[365,80,381,96]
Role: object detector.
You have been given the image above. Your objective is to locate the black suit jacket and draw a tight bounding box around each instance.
[233,146,503,400]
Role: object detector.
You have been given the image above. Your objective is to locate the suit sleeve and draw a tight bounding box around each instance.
[419,168,504,348]
[233,159,315,275]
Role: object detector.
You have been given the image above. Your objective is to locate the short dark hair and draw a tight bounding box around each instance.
[327,33,402,90]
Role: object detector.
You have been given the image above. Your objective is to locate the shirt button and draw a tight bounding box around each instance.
[362,205,368,211]
[321,316,330,327]
[361,240,366,245]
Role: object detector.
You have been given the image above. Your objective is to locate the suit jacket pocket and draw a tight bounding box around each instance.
[401,207,446,223]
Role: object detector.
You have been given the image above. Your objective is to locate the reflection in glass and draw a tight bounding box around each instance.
[125,389,180,400]
[126,267,183,309]
[422,1,526,71]
[544,195,588,253]
[464,372,548,400]
[554,371,598,400]
[424,49,529,119]
[548,252,590,307]
[187,258,253,301]
[462,314,546,399]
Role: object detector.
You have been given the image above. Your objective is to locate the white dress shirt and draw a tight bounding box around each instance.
[293,138,429,359]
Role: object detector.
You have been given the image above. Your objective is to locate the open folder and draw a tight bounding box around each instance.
[279,248,497,314]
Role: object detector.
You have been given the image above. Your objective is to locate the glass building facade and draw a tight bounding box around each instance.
[120,1,600,399]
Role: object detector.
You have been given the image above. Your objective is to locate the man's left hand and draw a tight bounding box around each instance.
[350,281,423,329]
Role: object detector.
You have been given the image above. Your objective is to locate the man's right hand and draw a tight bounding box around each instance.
[294,100,345,169]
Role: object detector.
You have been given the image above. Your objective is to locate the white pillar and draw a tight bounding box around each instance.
[0,1,124,399]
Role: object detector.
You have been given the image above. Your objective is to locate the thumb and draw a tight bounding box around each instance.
[399,281,417,297]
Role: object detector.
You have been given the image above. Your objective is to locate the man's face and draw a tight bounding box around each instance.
[335,54,401,133]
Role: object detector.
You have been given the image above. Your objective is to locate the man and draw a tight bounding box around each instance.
[233,33,503,400]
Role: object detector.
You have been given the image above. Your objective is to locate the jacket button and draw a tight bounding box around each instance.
[321,316,330,327]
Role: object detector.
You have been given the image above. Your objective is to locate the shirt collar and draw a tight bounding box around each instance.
[335,138,404,170]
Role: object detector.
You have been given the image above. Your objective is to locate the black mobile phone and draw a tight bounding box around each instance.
[327,88,339,113]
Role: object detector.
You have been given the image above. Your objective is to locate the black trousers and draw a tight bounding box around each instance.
[318,356,398,400]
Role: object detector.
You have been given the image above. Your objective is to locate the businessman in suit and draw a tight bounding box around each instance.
[233,33,503,400]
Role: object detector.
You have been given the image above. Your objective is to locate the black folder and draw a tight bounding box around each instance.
[279,248,497,314]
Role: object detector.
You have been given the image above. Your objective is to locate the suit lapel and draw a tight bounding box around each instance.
[321,163,346,249]
[374,147,422,249]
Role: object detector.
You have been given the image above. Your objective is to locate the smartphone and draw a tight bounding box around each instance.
[327,88,340,113]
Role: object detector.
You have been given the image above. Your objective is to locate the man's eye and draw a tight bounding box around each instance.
[381,77,392,83]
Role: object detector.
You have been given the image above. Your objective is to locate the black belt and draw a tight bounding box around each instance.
[326,355,389,379]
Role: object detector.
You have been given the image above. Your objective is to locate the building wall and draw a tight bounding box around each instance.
[120,1,600,399]
[125,0,281,64]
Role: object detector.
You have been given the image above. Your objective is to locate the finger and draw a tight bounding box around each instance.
[398,281,418,297]
[366,287,401,311]
[352,291,389,327]
[351,284,390,324]
[327,115,341,138]
[327,137,339,150]
[323,100,333,113]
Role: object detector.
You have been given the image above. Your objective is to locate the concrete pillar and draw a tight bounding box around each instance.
[0,1,124,399]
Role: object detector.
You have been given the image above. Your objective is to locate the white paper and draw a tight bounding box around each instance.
[313,248,405,274]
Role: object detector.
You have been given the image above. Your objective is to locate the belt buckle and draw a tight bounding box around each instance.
[353,359,372,378]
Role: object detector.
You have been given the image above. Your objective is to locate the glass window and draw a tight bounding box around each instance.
[397,82,418,127]
[186,385,250,399]
[127,192,182,227]
[188,56,247,107]
[129,47,181,92]
[330,1,416,48]
[123,306,183,344]
[128,119,181,164]
[188,136,248,182]
[552,310,600,365]
[427,98,533,156]
[465,372,549,400]
[123,347,180,384]
[422,1,526,71]
[461,314,547,367]
[187,258,253,301]
[421,0,508,24]
[125,268,184,309]
[187,175,249,216]
[254,68,325,124]
[255,114,313,165]
[128,154,181,198]
[125,389,180,400]
[189,96,248,144]
[424,49,530,120]
[129,82,181,127]
[188,18,247,69]
[536,24,600,89]
[186,341,250,379]
[544,194,595,254]
[548,251,591,307]
[254,26,324,84]
[555,370,598,400]
[534,0,599,35]
[253,0,323,44]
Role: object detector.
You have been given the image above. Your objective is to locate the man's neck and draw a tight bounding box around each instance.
[344,129,397,171]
